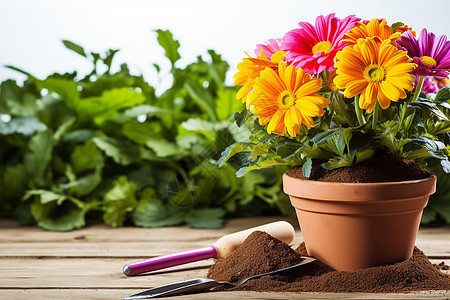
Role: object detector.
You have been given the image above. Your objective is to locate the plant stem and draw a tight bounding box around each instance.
[334,93,355,127]
[372,101,380,131]
[411,76,425,103]
[354,94,365,126]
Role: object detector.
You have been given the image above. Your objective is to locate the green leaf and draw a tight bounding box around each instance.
[181,118,228,142]
[0,117,46,136]
[62,40,87,57]
[0,80,39,115]
[302,159,313,178]
[24,189,66,205]
[1,164,28,200]
[435,86,450,103]
[103,49,120,70]
[184,82,217,121]
[325,133,346,156]
[409,136,447,160]
[103,176,137,227]
[92,136,137,165]
[355,148,374,164]
[215,88,243,121]
[122,122,157,144]
[321,155,354,170]
[25,130,53,183]
[133,188,187,227]
[185,208,226,229]
[38,78,80,109]
[311,128,344,144]
[71,140,104,174]
[124,105,178,118]
[231,109,252,127]
[75,88,145,123]
[155,29,181,67]
[276,142,302,159]
[146,138,183,158]
[236,158,293,177]
[37,206,86,231]
[218,143,252,167]
[5,65,35,78]
[408,99,449,121]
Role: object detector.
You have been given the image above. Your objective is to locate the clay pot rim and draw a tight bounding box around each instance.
[283,173,437,202]
[283,173,436,186]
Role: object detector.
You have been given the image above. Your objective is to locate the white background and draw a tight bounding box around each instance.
[1,0,450,88]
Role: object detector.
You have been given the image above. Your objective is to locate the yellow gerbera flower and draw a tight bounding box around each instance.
[343,19,401,46]
[233,49,284,108]
[248,61,330,137]
[334,37,416,113]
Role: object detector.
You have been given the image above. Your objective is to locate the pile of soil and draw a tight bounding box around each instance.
[207,231,450,293]
[286,154,432,183]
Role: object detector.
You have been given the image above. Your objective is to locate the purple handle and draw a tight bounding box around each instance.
[123,246,217,276]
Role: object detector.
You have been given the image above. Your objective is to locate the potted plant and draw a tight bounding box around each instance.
[219,14,450,271]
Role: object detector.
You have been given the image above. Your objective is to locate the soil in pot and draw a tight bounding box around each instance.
[207,231,450,293]
[286,153,432,183]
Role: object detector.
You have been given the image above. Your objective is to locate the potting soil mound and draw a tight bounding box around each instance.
[207,231,450,293]
[286,153,432,183]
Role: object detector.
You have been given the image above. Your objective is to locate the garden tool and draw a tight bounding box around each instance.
[124,256,315,299]
[123,221,295,276]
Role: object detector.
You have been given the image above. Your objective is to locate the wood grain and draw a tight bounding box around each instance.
[0,217,449,299]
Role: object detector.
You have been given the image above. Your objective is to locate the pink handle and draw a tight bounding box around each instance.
[123,246,217,276]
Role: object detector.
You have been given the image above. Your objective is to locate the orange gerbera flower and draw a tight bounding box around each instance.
[233,49,284,108]
[248,61,330,137]
[334,37,416,113]
[343,19,401,46]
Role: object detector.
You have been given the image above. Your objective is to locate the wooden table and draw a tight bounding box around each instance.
[1,217,449,299]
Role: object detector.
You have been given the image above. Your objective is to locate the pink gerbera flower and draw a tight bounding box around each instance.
[418,76,450,94]
[254,39,283,60]
[281,14,361,75]
[397,29,450,77]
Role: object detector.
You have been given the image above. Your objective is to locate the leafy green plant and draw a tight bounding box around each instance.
[0,30,290,231]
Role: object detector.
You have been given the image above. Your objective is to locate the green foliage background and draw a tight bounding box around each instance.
[0,30,448,230]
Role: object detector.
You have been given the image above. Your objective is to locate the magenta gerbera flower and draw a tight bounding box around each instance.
[397,29,450,77]
[281,14,361,75]
[417,76,450,94]
[254,39,283,60]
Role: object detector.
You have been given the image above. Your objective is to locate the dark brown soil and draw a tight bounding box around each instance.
[207,231,304,282]
[207,231,450,293]
[286,154,432,183]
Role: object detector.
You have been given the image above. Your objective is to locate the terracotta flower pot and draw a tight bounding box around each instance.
[283,173,437,271]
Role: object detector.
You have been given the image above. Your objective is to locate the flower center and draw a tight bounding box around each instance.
[312,41,333,55]
[278,91,296,107]
[420,55,437,66]
[364,64,386,83]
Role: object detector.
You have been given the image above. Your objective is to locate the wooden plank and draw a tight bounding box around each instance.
[2,257,448,289]
[0,236,447,258]
[0,217,294,243]
[429,259,450,275]
[0,258,212,288]
[0,289,449,300]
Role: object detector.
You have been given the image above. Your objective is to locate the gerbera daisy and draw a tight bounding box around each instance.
[334,37,416,113]
[395,24,416,37]
[281,14,360,75]
[419,76,450,94]
[397,28,450,78]
[343,19,400,46]
[233,49,284,108]
[248,61,330,137]
[254,39,283,60]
